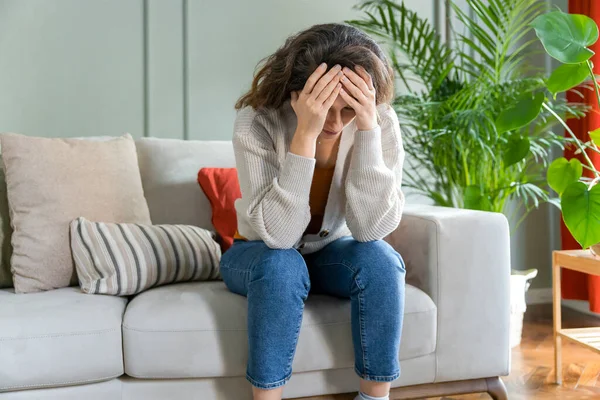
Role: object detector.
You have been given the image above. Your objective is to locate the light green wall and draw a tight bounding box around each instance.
[0,0,445,140]
[0,0,145,138]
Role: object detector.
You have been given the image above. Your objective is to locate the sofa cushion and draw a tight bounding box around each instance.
[122,281,436,379]
[0,155,12,289]
[0,287,127,392]
[197,167,241,252]
[136,138,235,230]
[71,218,221,296]
[1,133,152,293]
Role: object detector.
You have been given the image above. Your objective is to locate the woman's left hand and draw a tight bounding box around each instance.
[339,66,378,131]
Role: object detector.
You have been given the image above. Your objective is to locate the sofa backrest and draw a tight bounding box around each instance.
[0,136,234,289]
[136,138,235,230]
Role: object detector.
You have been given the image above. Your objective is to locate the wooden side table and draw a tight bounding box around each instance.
[553,249,600,384]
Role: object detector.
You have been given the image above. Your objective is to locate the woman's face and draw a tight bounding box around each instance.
[320,95,356,140]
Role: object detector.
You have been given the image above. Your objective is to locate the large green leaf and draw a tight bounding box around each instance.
[547,157,583,195]
[503,133,530,167]
[532,11,598,64]
[495,92,545,134]
[546,63,589,95]
[562,181,600,248]
[590,128,600,145]
[464,185,491,211]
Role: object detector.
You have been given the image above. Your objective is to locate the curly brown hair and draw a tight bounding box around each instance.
[235,23,395,111]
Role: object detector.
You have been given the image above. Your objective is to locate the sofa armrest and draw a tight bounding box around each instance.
[385,204,510,382]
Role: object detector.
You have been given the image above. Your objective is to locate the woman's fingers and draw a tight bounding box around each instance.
[310,65,342,99]
[341,73,367,104]
[315,70,343,104]
[342,67,371,98]
[339,87,360,110]
[302,63,328,94]
[356,66,375,91]
[323,82,343,109]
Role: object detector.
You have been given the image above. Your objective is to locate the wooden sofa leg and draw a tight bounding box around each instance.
[485,377,507,400]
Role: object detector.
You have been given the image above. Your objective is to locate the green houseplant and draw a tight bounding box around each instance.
[346,0,587,228]
[346,0,590,348]
[531,11,600,252]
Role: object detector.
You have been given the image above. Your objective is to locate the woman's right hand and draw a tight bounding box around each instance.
[290,63,343,141]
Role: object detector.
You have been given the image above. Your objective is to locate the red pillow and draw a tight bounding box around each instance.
[197,168,241,252]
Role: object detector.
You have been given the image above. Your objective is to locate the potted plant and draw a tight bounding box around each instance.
[346,0,589,347]
[531,10,600,254]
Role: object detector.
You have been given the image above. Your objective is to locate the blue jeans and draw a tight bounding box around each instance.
[219,236,406,390]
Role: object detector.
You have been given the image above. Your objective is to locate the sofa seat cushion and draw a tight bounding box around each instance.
[122,281,436,379]
[0,288,127,392]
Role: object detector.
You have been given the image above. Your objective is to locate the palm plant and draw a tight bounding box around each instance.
[346,0,588,226]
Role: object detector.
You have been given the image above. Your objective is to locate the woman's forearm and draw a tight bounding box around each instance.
[289,130,317,159]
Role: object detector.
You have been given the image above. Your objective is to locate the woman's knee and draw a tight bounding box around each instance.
[252,246,310,294]
[346,240,405,284]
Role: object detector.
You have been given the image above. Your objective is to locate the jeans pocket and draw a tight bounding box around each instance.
[220,265,250,297]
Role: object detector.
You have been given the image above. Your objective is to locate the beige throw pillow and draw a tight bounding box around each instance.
[71,217,221,295]
[1,133,152,293]
[0,156,13,288]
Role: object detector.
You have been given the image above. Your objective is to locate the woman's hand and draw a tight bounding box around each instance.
[290,63,344,141]
[339,66,378,131]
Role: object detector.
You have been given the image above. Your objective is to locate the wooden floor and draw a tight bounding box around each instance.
[299,304,600,400]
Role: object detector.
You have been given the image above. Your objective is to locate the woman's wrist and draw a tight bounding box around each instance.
[290,130,317,158]
[356,115,379,131]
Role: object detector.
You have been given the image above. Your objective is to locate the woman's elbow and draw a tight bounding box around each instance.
[348,207,402,242]
[261,234,299,250]
[249,219,302,249]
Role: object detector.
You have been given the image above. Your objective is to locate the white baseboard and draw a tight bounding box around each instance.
[525,287,600,318]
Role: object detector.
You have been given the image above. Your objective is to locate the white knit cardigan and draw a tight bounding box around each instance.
[232,98,405,254]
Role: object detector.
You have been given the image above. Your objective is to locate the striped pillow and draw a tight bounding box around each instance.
[70,217,221,296]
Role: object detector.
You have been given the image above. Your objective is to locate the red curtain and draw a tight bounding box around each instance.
[562,0,600,312]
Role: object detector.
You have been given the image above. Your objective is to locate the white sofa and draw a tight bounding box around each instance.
[0,138,511,399]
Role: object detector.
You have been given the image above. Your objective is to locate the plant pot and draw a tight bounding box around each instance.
[510,268,538,348]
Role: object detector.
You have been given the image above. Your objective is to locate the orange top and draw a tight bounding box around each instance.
[234,166,335,240]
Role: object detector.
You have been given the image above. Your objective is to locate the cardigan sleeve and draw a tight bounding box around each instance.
[232,109,315,249]
[345,104,406,242]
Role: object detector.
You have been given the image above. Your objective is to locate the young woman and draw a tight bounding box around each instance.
[220,23,406,400]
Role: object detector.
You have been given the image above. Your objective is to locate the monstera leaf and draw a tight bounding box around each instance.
[495,92,544,134]
[590,128,600,145]
[547,157,583,195]
[562,182,600,248]
[546,62,589,95]
[503,133,530,167]
[532,11,598,64]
